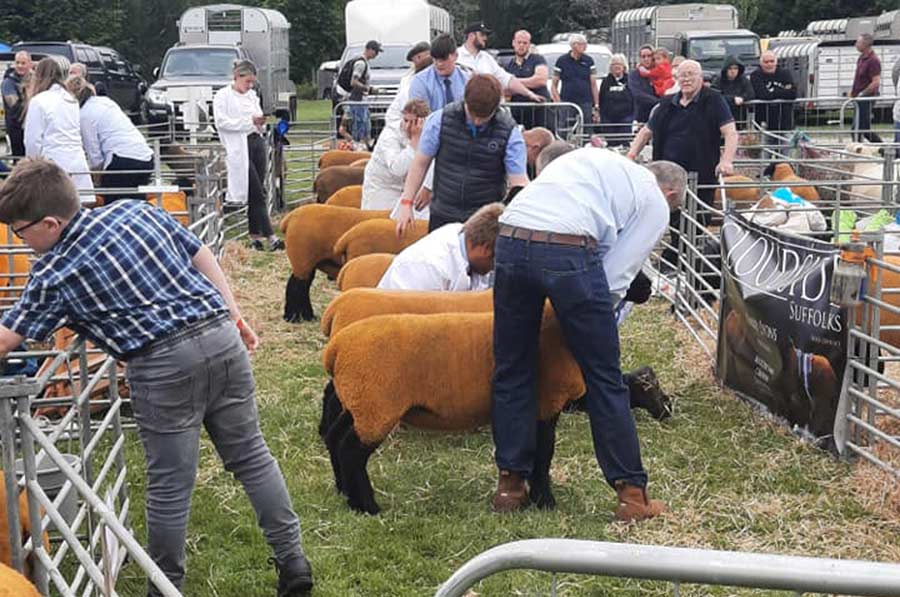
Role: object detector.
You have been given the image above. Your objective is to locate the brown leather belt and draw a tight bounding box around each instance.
[499,224,597,249]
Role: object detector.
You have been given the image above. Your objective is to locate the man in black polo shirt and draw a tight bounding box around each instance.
[551,34,598,131]
[627,59,737,268]
[504,29,551,130]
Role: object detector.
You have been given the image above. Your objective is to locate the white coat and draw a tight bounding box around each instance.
[213,84,263,204]
[24,84,95,203]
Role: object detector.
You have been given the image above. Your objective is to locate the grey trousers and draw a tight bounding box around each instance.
[126,316,302,595]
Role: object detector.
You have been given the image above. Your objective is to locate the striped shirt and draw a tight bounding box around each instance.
[1,200,226,358]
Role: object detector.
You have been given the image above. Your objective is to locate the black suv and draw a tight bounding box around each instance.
[10,41,146,117]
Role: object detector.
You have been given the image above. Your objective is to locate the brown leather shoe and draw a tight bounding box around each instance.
[492,470,528,513]
[614,481,666,522]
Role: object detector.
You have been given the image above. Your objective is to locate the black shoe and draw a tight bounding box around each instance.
[251,239,266,251]
[627,366,672,421]
[269,238,285,251]
[271,554,313,597]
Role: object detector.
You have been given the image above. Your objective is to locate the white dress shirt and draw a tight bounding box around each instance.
[500,148,670,303]
[80,96,153,169]
[24,84,95,202]
[377,223,490,291]
[456,45,513,89]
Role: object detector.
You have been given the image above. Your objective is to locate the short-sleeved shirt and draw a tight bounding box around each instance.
[1,201,227,359]
[504,53,551,102]
[852,51,881,97]
[418,106,526,175]
[1,72,25,128]
[408,64,471,113]
[456,45,513,88]
[553,52,596,106]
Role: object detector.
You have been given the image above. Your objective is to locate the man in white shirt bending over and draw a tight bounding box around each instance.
[378,202,504,292]
[457,22,545,104]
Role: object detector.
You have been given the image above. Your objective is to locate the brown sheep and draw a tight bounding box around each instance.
[335,254,395,291]
[320,307,583,513]
[721,175,760,207]
[860,255,900,349]
[281,204,389,321]
[348,158,370,168]
[1,476,50,576]
[313,166,365,203]
[324,185,363,208]
[332,219,429,264]
[0,562,40,597]
[318,149,371,169]
[769,163,820,202]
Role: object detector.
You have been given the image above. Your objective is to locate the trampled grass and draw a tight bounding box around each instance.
[113,241,900,597]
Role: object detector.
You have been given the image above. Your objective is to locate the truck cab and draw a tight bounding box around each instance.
[674,29,761,80]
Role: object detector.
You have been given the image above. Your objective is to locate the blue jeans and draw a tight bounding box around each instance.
[349,104,371,141]
[894,121,900,144]
[490,235,648,488]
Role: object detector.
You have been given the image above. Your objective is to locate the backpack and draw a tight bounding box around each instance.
[337,57,367,92]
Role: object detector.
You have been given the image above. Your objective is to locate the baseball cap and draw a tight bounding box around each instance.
[406,41,431,61]
[365,40,383,54]
[463,22,492,36]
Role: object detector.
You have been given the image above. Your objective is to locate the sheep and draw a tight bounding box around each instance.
[0,225,30,296]
[149,191,190,226]
[1,476,50,576]
[313,166,365,203]
[766,163,820,202]
[281,204,390,321]
[844,142,898,204]
[332,218,429,264]
[721,175,761,207]
[320,307,582,514]
[318,149,371,169]
[348,158,370,169]
[324,185,363,209]
[335,254,395,291]
[0,562,40,597]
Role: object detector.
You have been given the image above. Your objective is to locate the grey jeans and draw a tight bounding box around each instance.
[126,316,302,595]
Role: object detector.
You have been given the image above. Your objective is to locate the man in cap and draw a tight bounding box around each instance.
[385,41,433,132]
[457,22,545,103]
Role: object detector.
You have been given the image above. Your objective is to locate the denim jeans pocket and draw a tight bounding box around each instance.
[130,374,198,433]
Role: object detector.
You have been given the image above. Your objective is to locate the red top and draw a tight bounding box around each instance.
[852,51,881,97]
[640,60,675,96]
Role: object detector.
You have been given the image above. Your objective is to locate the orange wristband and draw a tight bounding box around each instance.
[236,317,246,332]
[400,199,413,206]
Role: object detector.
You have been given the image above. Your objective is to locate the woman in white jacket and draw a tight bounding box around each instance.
[23,57,95,203]
[213,59,282,251]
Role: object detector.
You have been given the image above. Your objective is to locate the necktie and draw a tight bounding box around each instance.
[443,78,454,105]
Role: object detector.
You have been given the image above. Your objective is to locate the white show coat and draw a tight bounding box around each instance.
[80,96,153,169]
[213,85,263,204]
[384,68,415,132]
[24,84,95,203]
[377,223,490,291]
[361,125,414,210]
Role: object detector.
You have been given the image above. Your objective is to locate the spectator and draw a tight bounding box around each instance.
[408,34,470,112]
[0,158,313,597]
[749,51,797,134]
[23,57,95,203]
[213,60,283,251]
[639,48,675,97]
[489,142,685,519]
[378,202,504,291]
[628,45,659,123]
[361,99,429,212]
[396,74,529,234]
[68,62,107,96]
[851,33,881,143]
[894,57,900,144]
[627,60,737,267]
[504,29,551,130]
[551,34,599,126]
[2,51,32,156]
[66,76,153,202]
[598,53,633,147]
[336,40,382,148]
[711,56,754,126]
[384,41,432,132]
[457,23,544,103]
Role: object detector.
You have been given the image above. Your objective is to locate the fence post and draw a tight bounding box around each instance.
[0,395,25,573]
[883,148,896,207]
[16,393,50,595]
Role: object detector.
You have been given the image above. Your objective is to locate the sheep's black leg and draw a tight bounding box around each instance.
[323,408,353,496]
[283,273,315,322]
[335,416,380,515]
[529,415,558,510]
[318,380,340,438]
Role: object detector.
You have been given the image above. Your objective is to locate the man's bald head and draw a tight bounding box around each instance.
[523,127,554,166]
[13,51,32,76]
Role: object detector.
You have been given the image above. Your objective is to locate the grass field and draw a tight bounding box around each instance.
[110,100,900,596]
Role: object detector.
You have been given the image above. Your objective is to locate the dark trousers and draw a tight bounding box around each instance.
[102,154,154,203]
[599,115,633,147]
[853,99,880,143]
[490,235,648,488]
[7,126,25,157]
[428,209,460,233]
[247,133,274,237]
[509,102,549,131]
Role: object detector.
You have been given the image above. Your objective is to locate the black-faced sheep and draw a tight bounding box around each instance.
[332,219,429,264]
[335,254,395,291]
[318,149,371,169]
[324,185,363,208]
[313,166,365,203]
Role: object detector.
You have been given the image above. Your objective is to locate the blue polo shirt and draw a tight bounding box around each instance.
[408,65,471,113]
[553,52,596,106]
[418,106,526,175]
[504,54,551,102]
